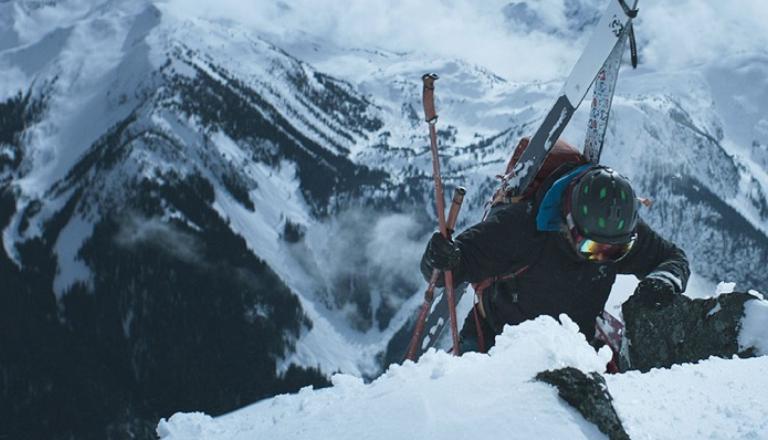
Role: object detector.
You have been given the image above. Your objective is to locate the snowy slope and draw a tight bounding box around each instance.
[157,315,768,440]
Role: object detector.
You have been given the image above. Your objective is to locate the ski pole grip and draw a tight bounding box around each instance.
[446,186,466,233]
[422,73,439,124]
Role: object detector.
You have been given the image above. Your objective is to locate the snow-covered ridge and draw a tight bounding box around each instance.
[157,314,768,440]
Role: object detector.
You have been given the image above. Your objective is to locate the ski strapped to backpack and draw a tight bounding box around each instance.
[504,0,640,196]
[584,32,628,162]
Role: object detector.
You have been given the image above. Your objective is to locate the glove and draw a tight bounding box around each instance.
[423,232,461,272]
[632,275,677,308]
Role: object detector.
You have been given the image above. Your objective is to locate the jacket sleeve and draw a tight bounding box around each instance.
[615,218,690,292]
[420,204,535,286]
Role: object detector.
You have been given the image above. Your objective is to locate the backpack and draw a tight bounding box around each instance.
[471,137,590,351]
[488,137,589,210]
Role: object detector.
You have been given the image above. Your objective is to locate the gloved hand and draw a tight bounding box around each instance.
[632,276,677,308]
[423,232,461,272]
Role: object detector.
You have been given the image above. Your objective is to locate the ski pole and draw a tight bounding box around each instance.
[405,186,465,361]
[422,73,461,355]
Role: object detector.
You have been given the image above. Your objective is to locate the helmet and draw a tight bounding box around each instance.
[563,167,639,261]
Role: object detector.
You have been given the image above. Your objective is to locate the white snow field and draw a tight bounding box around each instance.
[157,314,768,440]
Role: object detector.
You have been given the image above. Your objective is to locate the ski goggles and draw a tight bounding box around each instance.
[570,229,636,262]
[562,173,637,262]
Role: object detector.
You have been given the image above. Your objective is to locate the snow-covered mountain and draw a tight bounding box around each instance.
[2,0,767,438]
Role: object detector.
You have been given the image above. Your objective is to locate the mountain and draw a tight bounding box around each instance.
[1,0,767,438]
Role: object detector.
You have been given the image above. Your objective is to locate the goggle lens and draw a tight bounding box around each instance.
[576,235,636,262]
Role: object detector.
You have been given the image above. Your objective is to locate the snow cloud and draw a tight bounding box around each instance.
[115,214,204,265]
[303,208,428,329]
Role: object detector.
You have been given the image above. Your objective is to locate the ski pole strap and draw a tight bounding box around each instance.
[422,73,439,124]
[618,0,639,68]
[618,0,638,18]
[446,187,466,234]
[628,23,638,68]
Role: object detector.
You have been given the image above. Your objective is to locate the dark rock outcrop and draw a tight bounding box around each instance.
[536,367,630,440]
[621,291,758,372]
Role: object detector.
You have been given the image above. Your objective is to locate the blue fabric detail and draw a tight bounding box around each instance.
[536,164,593,232]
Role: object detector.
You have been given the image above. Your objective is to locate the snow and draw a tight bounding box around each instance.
[10,1,160,198]
[716,281,737,295]
[158,315,612,440]
[158,313,768,440]
[608,356,768,439]
[739,299,768,356]
[209,155,419,377]
[52,213,94,299]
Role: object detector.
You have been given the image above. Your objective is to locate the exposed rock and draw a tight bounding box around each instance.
[621,291,757,372]
[536,367,630,440]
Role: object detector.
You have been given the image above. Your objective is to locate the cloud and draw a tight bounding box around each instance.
[640,2,768,69]
[302,208,428,329]
[115,214,203,265]
[157,0,590,82]
[157,0,768,83]
[366,212,426,290]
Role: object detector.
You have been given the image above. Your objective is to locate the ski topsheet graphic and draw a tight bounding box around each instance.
[401,0,640,362]
[584,30,628,163]
[506,0,639,195]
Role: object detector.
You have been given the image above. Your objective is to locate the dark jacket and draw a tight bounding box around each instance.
[421,201,690,338]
